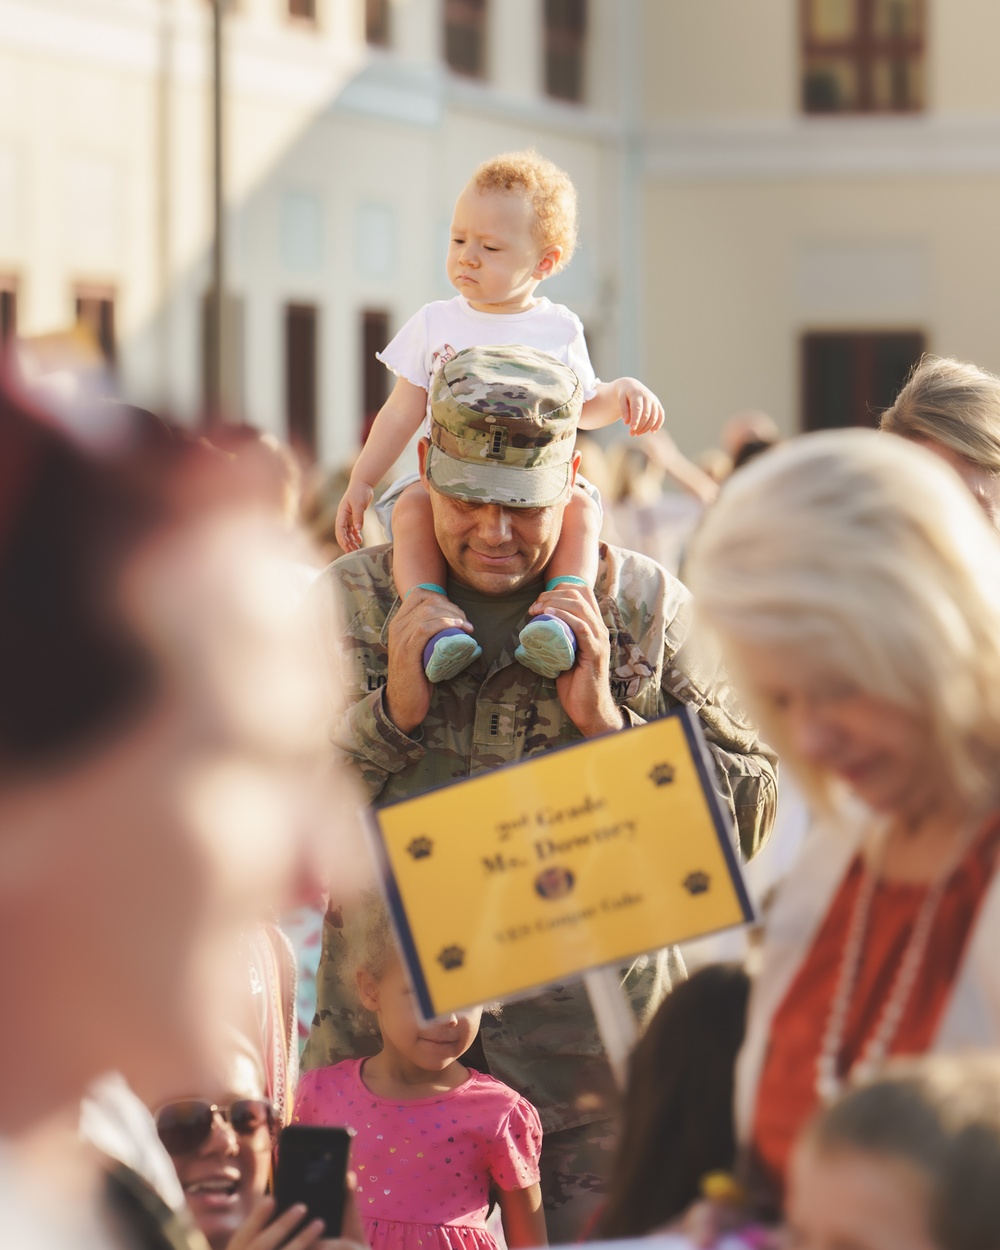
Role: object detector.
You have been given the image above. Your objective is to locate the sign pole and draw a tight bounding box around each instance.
[583,967,638,1092]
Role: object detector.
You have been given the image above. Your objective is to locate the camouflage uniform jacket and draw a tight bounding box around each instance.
[305,542,777,1134]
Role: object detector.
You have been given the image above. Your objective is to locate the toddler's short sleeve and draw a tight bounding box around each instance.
[375,305,433,391]
[563,311,598,401]
[487,1096,543,1190]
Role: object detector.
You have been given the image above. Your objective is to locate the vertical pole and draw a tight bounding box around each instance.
[156,0,174,410]
[583,967,638,1092]
[206,0,225,424]
[617,0,641,379]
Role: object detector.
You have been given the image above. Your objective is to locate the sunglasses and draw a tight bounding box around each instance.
[154,1098,275,1156]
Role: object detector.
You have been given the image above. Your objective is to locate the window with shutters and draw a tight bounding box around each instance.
[801,330,925,430]
[75,285,116,366]
[288,0,317,24]
[801,0,925,114]
[0,276,17,346]
[366,0,390,46]
[544,0,586,103]
[361,309,389,445]
[444,0,487,79]
[286,303,319,458]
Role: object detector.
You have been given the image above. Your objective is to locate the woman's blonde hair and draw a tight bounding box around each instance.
[684,428,1000,808]
[881,355,1000,474]
[804,1055,1000,1250]
[469,150,578,272]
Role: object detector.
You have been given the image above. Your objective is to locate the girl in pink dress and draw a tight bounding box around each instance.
[292,897,546,1250]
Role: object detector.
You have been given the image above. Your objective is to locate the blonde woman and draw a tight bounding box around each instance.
[881,354,1000,526]
[684,428,1000,1205]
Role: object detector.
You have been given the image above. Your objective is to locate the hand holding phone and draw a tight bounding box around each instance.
[274,1125,353,1239]
[226,1195,329,1250]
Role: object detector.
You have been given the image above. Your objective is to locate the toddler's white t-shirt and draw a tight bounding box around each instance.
[377,295,599,431]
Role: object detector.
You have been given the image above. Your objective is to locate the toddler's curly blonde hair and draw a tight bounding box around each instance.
[470,150,578,273]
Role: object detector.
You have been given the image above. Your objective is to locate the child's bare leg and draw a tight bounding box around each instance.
[544,486,601,589]
[391,482,448,595]
[392,481,481,683]
[516,487,601,679]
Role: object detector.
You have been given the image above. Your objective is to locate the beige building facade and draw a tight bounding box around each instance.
[2,0,998,461]
[642,0,1000,447]
[0,0,634,469]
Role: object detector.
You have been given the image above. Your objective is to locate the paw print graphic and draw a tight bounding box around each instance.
[407,836,433,861]
[683,871,711,896]
[649,762,675,787]
[437,945,466,971]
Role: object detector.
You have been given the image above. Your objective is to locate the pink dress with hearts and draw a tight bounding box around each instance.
[292,1059,542,1250]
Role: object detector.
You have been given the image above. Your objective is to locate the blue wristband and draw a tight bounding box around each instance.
[545,575,590,592]
[404,582,447,599]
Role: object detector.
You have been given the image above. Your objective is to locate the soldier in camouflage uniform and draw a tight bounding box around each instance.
[304,345,777,1242]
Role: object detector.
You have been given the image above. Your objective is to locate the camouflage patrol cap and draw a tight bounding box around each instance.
[425,345,582,507]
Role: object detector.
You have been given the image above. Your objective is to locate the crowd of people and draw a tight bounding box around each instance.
[5,146,1000,1250]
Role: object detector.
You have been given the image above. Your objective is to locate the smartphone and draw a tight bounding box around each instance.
[274,1124,353,1238]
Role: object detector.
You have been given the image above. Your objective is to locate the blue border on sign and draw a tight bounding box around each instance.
[363,808,437,1020]
[675,704,755,923]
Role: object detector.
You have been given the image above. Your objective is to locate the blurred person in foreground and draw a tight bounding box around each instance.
[0,377,352,1247]
[604,439,716,579]
[670,1051,1000,1250]
[719,411,780,474]
[881,354,1000,528]
[595,965,751,1239]
[687,411,780,498]
[202,423,304,536]
[787,1054,1000,1250]
[201,421,330,1053]
[684,429,1000,1211]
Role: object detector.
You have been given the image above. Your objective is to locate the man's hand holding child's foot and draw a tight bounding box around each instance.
[515,576,590,679]
[404,583,482,684]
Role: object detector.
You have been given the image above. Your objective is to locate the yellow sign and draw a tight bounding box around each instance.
[369,708,754,1019]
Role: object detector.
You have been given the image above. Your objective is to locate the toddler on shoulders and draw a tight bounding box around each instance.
[335,150,665,684]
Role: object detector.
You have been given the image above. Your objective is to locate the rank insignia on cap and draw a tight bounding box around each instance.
[486,426,508,460]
